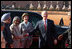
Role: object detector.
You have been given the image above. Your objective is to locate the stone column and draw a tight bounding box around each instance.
[62,1,66,10]
[29,1,34,10]
[43,1,47,10]
[37,1,41,10]
[49,1,54,10]
[68,1,71,11]
[56,1,60,10]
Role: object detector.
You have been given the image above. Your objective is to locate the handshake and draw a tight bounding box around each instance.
[23,33,29,37]
[14,33,29,39]
[20,33,29,39]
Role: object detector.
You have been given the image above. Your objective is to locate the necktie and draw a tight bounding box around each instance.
[44,20,47,31]
[44,20,47,41]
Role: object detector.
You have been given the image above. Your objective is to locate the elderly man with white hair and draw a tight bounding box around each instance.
[10,16,22,48]
[29,11,58,48]
[58,11,71,48]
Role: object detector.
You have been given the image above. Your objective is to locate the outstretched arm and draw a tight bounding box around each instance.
[29,22,40,36]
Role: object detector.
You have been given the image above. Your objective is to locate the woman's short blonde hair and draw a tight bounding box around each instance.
[22,13,29,20]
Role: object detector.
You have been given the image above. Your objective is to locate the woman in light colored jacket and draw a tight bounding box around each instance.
[19,13,34,48]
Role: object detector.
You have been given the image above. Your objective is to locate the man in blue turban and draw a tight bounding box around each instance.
[1,13,13,48]
[1,13,10,22]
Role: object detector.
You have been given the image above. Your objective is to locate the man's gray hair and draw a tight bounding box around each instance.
[41,11,48,17]
[13,16,20,23]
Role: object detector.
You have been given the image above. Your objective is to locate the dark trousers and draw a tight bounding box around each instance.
[6,43,11,48]
[40,42,54,48]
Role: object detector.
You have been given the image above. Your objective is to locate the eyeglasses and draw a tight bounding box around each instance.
[7,17,11,21]
[15,20,20,23]
[7,19,11,21]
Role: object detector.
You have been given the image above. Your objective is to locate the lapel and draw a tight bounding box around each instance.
[41,20,46,32]
[23,21,30,29]
[41,20,45,30]
[26,22,30,28]
[47,19,51,32]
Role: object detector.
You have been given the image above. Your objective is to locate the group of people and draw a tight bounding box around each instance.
[1,13,33,48]
[1,11,71,48]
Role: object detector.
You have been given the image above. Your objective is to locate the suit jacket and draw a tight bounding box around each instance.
[19,21,34,40]
[62,22,71,44]
[2,22,13,44]
[30,19,57,48]
[10,24,21,37]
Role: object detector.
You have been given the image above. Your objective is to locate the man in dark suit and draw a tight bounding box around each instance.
[1,13,13,48]
[58,11,71,48]
[30,11,58,48]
